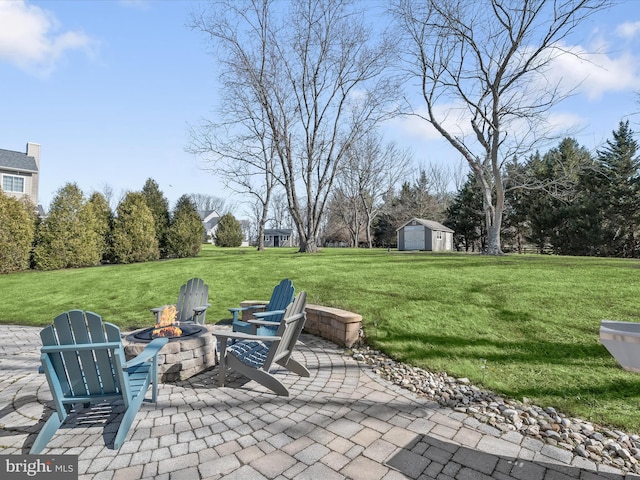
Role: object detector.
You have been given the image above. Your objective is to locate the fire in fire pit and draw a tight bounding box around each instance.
[153,304,181,338]
[133,323,207,342]
[123,303,216,381]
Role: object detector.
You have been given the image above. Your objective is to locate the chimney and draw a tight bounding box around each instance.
[26,142,41,169]
[26,142,41,207]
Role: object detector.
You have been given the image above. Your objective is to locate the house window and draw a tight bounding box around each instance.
[264,235,270,242]
[2,175,25,193]
[436,231,442,240]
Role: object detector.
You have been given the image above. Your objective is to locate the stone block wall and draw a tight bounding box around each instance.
[123,326,217,382]
[239,301,362,348]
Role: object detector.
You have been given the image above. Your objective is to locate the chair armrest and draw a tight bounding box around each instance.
[253,309,285,319]
[248,319,280,327]
[228,303,267,312]
[124,338,168,367]
[41,342,122,353]
[150,305,171,314]
[212,329,281,343]
[193,305,210,313]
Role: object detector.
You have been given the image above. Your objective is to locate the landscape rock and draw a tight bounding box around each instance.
[351,345,640,475]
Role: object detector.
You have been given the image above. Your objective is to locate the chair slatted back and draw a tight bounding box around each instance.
[40,310,130,405]
[262,279,295,322]
[265,291,307,368]
[176,278,209,323]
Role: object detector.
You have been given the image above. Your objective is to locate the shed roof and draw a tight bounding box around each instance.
[0,148,38,173]
[265,228,293,236]
[396,218,454,233]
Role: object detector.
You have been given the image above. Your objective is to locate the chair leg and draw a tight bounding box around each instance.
[227,354,289,396]
[29,411,66,454]
[279,357,310,378]
[113,395,145,450]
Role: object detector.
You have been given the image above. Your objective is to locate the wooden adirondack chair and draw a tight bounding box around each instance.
[229,278,294,336]
[30,310,167,454]
[151,277,211,325]
[214,291,309,396]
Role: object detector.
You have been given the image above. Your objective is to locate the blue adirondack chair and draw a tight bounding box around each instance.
[228,279,294,336]
[30,310,167,454]
[151,277,211,325]
[214,291,309,396]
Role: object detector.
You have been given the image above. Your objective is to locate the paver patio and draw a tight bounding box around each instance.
[0,325,637,479]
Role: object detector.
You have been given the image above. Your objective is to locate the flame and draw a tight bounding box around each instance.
[157,305,178,327]
[152,304,182,338]
[153,325,182,338]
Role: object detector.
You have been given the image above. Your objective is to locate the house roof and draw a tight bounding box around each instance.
[396,218,454,233]
[0,148,38,173]
[198,210,220,230]
[265,229,292,236]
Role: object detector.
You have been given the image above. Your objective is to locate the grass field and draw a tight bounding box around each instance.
[1,245,639,432]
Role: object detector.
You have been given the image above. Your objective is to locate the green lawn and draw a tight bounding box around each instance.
[1,246,639,432]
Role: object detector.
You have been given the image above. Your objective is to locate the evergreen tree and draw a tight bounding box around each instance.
[166,195,205,258]
[87,192,113,263]
[112,192,159,263]
[215,213,243,247]
[596,121,640,257]
[519,139,592,254]
[372,212,397,247]
[33,183,101,270]
[0,190,36,273]
[444,174,484,251]
[141,178,170,258]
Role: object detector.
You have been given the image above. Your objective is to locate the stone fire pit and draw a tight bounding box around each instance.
[123,324,216,382]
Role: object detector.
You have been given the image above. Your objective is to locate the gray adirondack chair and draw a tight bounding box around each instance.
[229,279,294,336]
[214,291,308,396]
[151,277,211,325]
[30,310,167,454]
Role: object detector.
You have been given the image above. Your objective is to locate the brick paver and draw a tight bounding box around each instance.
[0,325,638,479]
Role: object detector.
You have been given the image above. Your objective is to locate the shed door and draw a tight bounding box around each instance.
[404,225,424,250]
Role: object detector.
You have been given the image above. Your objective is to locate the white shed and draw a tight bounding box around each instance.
[396,218,454,251]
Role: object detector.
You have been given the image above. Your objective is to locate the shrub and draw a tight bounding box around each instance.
[111,192,159,264]
[32,183,101,270]
[0,190,36,273]
[141,178,170,258]
[215,213,243,247]
[87,192,113,263]
[166,195,204,258]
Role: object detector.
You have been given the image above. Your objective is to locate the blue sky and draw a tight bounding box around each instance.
[1,0,640,215]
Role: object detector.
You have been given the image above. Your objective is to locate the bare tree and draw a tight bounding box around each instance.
[188,1,282,251]
[188,193,229,214]
[338,133,412,247]
[328,187,366,247]
[269,192,291,230]
[191,0,398,252]
[391,0,610,254]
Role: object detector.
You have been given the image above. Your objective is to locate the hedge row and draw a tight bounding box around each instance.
[0,179,204,273]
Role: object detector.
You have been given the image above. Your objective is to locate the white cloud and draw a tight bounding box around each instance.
[546,111,588,135]
[616,21,640,40]
[545,42,640,100]
[0,1,95,76]
[389,102,475,142]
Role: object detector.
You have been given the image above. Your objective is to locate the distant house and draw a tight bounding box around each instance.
[0,142,40,209]
[264,228,293,247]
[397,218,454,251]
[199,210,220,244]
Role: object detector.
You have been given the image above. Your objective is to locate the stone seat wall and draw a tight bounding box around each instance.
[239,301,362,348]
